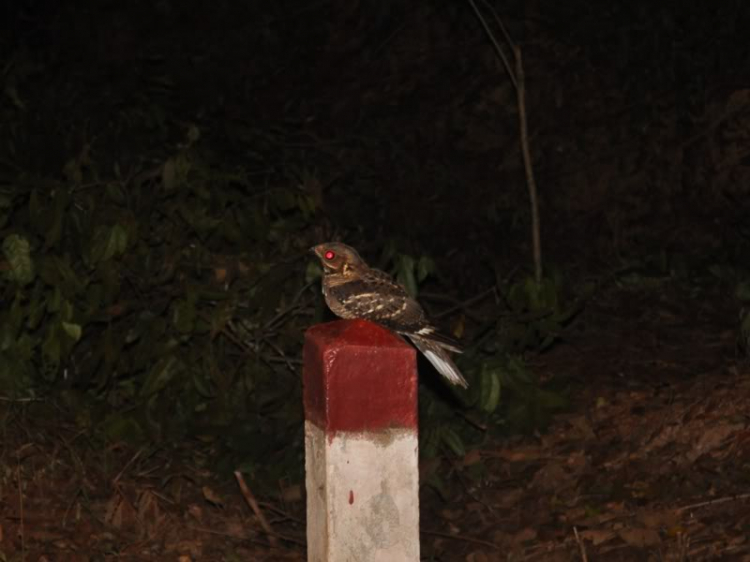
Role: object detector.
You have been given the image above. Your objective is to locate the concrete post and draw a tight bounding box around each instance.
[304,319,420,562]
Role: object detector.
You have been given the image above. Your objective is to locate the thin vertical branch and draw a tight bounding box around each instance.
[466,0,516,89]
[514,46,542,284]
[467,1,543,284]
[17,454,25,562]
[573,526,589,562]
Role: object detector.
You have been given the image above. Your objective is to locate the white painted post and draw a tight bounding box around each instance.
[304,319,420,562]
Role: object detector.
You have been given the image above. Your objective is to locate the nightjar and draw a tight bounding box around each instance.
[311,242,468,388]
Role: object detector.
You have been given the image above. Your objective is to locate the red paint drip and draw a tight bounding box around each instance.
[349,490,354,505]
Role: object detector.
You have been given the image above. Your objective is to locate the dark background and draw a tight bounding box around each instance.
[2,1,750,560]
[6,1,749,270]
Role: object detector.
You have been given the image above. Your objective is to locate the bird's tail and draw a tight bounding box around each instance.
[407,334,468,388]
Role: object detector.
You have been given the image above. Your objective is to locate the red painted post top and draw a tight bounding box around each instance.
[304,319,418,433]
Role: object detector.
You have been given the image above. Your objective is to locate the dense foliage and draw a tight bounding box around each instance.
[0,120,570,483]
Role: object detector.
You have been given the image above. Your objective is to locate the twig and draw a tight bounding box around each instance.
[421,528,501,550]
[428,286,498,320]
[573,526,589,562]
[480,0,515,54]
[187,524,306,547]
[467,0,543,284]
[258,500,304,524]
[518,538,586,560]
[17,453,25,562]
[234,470,278,547]
[223,323,298,367]
[677,493,750,513]
[262,281,316,332]
[222,325,302,381]
[112,447,145,485]
[260,354,302,366]
[221,321,255,354]
[456,410,488,431]
[515,45,543,285]
[467,0,515,88]
[676,530,690,562]
[260,337,299,376]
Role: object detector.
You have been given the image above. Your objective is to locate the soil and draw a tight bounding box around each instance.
[2,279,749,561]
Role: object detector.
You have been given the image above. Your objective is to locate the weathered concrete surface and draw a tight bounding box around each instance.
[305,423,419,562]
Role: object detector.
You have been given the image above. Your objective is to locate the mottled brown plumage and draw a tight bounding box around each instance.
[311,242,468,387]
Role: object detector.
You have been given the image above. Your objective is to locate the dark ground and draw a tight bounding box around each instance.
[2,1,750,560]
[3,282,748,560]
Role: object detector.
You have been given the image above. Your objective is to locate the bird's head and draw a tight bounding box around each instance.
[311,242,366,276]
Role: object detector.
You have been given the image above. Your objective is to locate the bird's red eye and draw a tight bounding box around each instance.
[324,250,335,260]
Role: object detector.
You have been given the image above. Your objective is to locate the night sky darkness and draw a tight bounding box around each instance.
[3,1,748,276]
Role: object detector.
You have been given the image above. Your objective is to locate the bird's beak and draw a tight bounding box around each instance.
[310,245,321,257]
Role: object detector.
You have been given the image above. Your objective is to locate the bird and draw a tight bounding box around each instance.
[311,242,468,388]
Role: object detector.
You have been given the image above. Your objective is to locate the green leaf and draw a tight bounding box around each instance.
[0,192,12,209]
[416,256,435,282]
[736,282,750,303]
[536,388,568,410]
[61,322,82,342]
[97,260,120,304]
[90,226,109,264]
[395,255,417,298]
[270,188,297,211]
[102,326,121,375]
[296,193,317,219]
[162,158,177,190]
[479,366,502,413]
[423,473,449,500]
[28,189,42,229]
[209,300,234,338]
[26,283,46,330]
[106,182,127,205]
[45,188,69,248]
[172,299,196,334]
[420,426,441,459]
[5,83,26,110]
[3,234,35,286]
[305,260,322,283]
[101,413,145,443]
[1,294,25,348]
[140,356,179,397]
[507,281,526,312]
[381,240,397,263]
[162,154,191,190]
[97,223,128,261]
[85,283,103,315]
[41,324,61,380]
[46,286,61,313]
[38,256,84,297]
[192,371,215,399]
[60,298,74,322]
[740,310,750,341]
[441,427,466,457]
[186,124,201,144]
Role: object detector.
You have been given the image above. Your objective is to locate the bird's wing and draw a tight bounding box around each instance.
[360,269,462,351]
[362,269,429,327]
[331,276,425,326]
